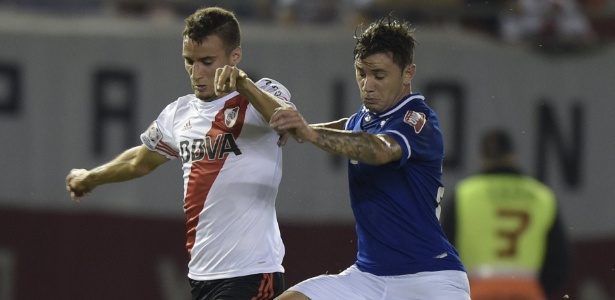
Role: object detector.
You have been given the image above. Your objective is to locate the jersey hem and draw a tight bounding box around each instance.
[188,266,285,281]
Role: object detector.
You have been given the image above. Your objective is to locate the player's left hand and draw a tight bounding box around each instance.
[214,65,248,96]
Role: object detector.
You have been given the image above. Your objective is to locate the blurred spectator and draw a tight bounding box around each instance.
[274,0,372,27]
[461,0,507,37]
[371,0,463,26]
[441,129,571,299]
[581,0,615,39]
[499,0,597,53]
[0,0,102,15]
[100,0,274,22]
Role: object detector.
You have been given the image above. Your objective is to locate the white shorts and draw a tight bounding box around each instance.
[288,264,470,300]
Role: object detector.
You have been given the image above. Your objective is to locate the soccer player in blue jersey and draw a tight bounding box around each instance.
[270,15,471,300]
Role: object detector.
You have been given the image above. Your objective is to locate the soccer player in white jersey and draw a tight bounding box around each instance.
[270,15,471,300]
[66,7,294,300]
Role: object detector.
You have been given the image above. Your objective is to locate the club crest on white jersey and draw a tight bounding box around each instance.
[225,106,240,128]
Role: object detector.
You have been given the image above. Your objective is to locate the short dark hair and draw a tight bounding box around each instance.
[481,129,514,160]
[182,7,241,54]
[353,14,417,72]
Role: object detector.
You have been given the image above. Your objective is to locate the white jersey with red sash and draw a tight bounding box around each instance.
[140,78,291,281]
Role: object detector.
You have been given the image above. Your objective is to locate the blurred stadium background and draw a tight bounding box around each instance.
[1,0,614,299]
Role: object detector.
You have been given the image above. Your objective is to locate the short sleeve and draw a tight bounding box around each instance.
[140,101,180,159]
[382,110,434,167]
[255,78,293,105]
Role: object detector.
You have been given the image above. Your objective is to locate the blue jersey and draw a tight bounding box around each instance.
[345,93,465,276]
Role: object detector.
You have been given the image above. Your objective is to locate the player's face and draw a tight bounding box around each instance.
[182,35,239,101]
[355,52,415,113]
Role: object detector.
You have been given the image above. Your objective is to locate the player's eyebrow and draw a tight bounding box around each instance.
[356,65,388,75]
[183,55,216,61]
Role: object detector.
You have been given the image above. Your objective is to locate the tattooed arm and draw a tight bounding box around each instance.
[270,107,402,165]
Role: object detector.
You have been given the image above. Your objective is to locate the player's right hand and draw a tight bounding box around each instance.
[66,169,93,202]
[269,107,313,143]
[214,65,247,96]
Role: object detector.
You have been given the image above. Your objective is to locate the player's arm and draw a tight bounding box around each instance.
[311,118,348,130]
[66,145,168,201]
[215,65,292,122]
[276,117,350,146]
[270,107,401,165]
[309,129,401,165]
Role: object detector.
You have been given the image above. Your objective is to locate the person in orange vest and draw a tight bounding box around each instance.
[441,129,570,299]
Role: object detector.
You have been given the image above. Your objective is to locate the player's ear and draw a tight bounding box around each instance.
[403,64,416,85]
[230,46,242,65]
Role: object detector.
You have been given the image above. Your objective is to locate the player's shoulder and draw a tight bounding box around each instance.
[379,94,426,120]
[176,94,198,106]
[158,94,197,117]
[524,176,556,198]
[254,77,283,88]
[400,93,427,110]
[397,93,438,124]
[162,94,196,110]
[255,78,291,102]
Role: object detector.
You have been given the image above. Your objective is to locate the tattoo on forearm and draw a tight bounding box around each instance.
[313,129,386,163]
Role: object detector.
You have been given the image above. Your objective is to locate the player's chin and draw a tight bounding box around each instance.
[195,91,216,101]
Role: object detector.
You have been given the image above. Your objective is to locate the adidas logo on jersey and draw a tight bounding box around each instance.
[182,120,192,131]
